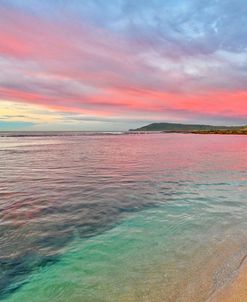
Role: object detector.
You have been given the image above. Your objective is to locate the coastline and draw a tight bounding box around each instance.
[209,259,247,302]
[191,130,247,135]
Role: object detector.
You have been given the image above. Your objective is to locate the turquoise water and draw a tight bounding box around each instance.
[1,133,247,301]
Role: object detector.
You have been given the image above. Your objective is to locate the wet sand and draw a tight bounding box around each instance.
[209,261,247,302]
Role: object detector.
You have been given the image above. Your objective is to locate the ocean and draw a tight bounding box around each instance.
[0,133,247,301]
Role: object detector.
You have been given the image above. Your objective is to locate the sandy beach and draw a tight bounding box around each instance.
[209,261,247,302]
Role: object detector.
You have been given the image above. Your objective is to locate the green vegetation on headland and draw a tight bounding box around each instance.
[130,123,247,134]
[192,128,247,135]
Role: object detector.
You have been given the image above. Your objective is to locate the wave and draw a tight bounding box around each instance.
[0,131,128,137]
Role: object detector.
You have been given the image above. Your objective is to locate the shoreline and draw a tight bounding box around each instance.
[208,258,247,302]
[191,130,247,135]
[130,130,247,135]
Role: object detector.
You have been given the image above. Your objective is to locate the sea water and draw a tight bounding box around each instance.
[0,133,247,301]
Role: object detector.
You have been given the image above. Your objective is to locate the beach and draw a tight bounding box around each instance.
[209,261,247,302]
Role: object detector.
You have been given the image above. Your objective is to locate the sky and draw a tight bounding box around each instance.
[0,0,247,131]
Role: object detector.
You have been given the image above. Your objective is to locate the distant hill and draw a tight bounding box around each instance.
[130,122,244,132]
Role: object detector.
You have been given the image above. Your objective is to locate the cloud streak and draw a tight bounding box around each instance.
[0,0,247,129]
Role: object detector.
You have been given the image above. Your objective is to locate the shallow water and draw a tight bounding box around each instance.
[0,133,247,301]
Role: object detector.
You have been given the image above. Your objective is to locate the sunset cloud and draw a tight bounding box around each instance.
[0,0,247,130]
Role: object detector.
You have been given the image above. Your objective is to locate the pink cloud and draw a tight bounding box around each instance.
[0,5,247,125]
